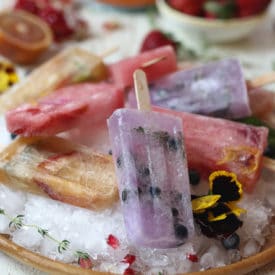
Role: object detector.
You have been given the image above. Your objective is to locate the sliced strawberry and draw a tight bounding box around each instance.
[168,0,205,16]
[140,30,177,53]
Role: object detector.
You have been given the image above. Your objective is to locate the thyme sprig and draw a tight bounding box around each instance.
[0,208,92,269]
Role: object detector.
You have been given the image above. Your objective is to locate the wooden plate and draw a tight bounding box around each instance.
[0,221,274,275]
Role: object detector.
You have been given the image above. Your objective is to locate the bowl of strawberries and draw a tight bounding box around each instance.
[156,0,272,43]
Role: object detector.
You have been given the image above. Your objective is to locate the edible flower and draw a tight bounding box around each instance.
[192,170,246,238]
[0,61,19,93]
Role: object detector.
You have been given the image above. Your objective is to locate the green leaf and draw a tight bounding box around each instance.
[0,209,5,215]
[9,214,24,230]
[58,240,70,253]
[204,0,237,19]
[38,228,49,238]
[75,250,90,260]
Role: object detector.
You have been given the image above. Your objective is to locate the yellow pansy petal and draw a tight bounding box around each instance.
[208,212,227,222]
[192,194,221,213]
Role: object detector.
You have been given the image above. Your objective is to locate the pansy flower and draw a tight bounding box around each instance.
[0,61,19,93]
[192,170,246,239]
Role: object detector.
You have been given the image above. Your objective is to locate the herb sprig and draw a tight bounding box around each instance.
[0,209,92,269]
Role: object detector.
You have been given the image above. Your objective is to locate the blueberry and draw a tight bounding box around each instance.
[167,137,178,151]
[174,224,188,240]
[149,186,161,198]
[10,133,17,140]
[108,150,112,155]
[171,208,179,217]
[121,190,128,202]
[135,126,145,133]
[221,233,240,250]
[140,167,150,177]
[189,170,201,186]
[116,157,122,168]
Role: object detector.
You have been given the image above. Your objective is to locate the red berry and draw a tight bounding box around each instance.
[122,254,136,265]
[38,6,74,41]
[168,0,205,16]
[236,0,271,17]
[123,268,135,275]
[107,234,120,249]
[78,257,92,269]
[14,0,39,14]
[140,30,177,53]
[187,254,199,262]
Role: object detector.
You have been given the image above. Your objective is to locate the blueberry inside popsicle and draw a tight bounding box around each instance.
[107,70,194,248]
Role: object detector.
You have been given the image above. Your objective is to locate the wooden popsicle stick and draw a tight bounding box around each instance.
[141,56,166,68]
[99,46,119,59]
[247,72,275,89]
[133,69,151,111]
[263,157,275,172]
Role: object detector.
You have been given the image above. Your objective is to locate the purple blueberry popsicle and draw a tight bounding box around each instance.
[128,59,251,119]
[107,108,194,248]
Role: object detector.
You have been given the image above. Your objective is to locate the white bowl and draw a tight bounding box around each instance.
[156,0,268,43]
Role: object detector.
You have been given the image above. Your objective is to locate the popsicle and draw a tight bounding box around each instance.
[128,58,251,119]
[153,106,268,192]
[6,83,124,137]
[0,47,107,113]
[108,45,177,89]
[107,70,194,248]
[0,136,118,210]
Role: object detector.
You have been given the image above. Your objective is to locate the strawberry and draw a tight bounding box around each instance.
[38,6,74,41]
[168,0,205,16]
[236,0,271,17]
[140,30,178,53]
[14,0,39,14]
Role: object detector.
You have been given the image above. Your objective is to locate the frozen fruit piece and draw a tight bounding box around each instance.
[0,10,52,65]
[108,108,194,248]
[154,107,268,192]
[6,83,124,137]
[108,45,177,89]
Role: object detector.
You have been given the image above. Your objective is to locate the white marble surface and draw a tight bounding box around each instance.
[0,0,275,274]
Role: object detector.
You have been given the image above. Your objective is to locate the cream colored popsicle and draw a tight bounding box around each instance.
[0,47,107,113]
